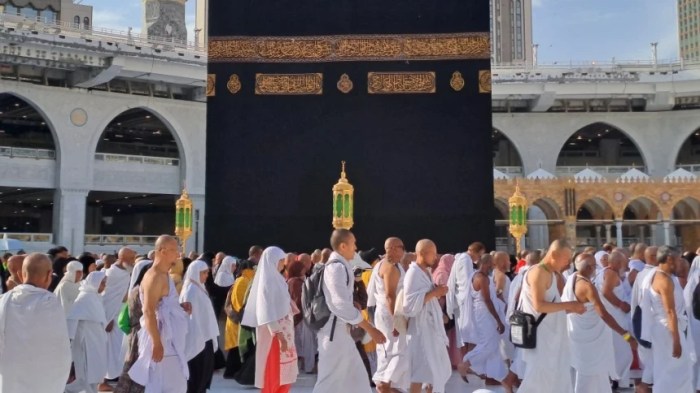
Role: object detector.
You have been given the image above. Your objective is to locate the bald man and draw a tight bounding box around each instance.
[5,255,23,291]
[129,235,190,393]
[100,246,137,390]
[630,245,659,392]
[627,243,647,286]
[0,253,71,392]
[492,251,514,363]
[403,240,451,393]
[248,246,263,264]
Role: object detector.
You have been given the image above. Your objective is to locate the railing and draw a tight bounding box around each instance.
[0,146,56,159]
[94,153,179,166]
[677,164,700,174]
[494,166,524,176]
[0,232,53,243]
[556,165,645,176]
[85,234,160,246]
[0,11,206,55]
[493,59,694,71]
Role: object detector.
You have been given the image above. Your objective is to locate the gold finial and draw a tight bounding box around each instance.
[341,161,346,179]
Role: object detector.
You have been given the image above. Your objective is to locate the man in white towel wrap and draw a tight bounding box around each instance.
[447,242,485,356]
[562,253,637,393]
[630,245,658,393]
[313,229,386,393]
[403,239,452,393]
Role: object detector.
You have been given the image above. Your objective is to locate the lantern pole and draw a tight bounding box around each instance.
[332,161,354,230]
[508,181,529,255]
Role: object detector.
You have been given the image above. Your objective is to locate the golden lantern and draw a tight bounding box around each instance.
[508,182,529,255]
[175,188,193,254]
[332,161,354,230]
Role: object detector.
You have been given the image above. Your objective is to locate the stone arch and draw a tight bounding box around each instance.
[623,196,661,220]
[674,126,700,168]
[495,198,509,219]
[530,197,563,220]
[556,121,647,169]
[672,197,700,220]
[576,197,614,220]
[0,91,61,163]
[492,128,524,167]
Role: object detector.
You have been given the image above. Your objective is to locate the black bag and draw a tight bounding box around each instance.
[301,259,349,336]
[632,305,652,348]
[692,281,700,320]
[509,309,547,349]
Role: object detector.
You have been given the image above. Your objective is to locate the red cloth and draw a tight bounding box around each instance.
[262,336,292,393]
[515,259,527,274]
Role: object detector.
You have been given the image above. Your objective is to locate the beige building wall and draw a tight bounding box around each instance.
[490,0,533,66]
[680,0,700,60]
[195,0,207,49]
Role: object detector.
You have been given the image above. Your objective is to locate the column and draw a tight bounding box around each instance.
[564,217,577,245]
[605,224,612,243]
[663,221,672,246]
[615,220,623,247]
[52,188,88,254]
[188,193,205,254]
[639,225,646,244]
[595,225,602,247]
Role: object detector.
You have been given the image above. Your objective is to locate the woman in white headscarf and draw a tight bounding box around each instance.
[212,256,237,317]
[54,260,84,317]
[181,260,219,393]
[242,246,298,393]
[65,271,108,393]
[683,256,700,391]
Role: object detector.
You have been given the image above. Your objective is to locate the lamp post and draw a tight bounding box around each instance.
[332,161,354,230]
[175,188,193,254]
[508,182,528,255]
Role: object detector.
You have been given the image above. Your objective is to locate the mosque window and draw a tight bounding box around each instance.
[74,15,80,27]
[20,7,38,20]
[83,16,90,30]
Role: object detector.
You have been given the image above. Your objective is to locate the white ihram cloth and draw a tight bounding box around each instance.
[313,252,369,393]
[562,274,617,393]
[0,284,71,393]
[403,262,451,392]
[54,260,83,317]
[66,271,109,393]
[180,260,220,360]
[596,268,632,383]
[368,260,410,389]
[447,252,475,345]
[103,264,132,378]
[507,267,529,379]
[517,269,573,393]
[129,259,152,291]
[129,277,189,393]
[640,269,696,392]
[684,256,700,390]
[631,264,655,384]
[495,273,513,361]
[464,272,508,381]
[214,256,237,287]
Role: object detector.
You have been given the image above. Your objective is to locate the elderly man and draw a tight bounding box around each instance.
[100,247,137,391]
[630,245,659,392]
[517,239,585,393]
[248,245,263,265]
[627,243,648,286]
[0,253,72,392]
[403,239,451,393]
[563,253,636,393]
[5,255,24,291]
[447,242,486,356]
[368,237,410,392]
[129,235,190,392]
[54,260,85,317]
[640,246,695,391]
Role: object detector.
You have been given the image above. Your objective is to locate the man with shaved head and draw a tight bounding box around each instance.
[0,253,72,392]
[5,255,24,291]
[248,245,263,264]
[627,243,647,287]
[447,242,486,357]
[100,246,137,390]
[129,235,190,392]
[403,239,451,393]
[630,245,659,392]
[492,251,514,363]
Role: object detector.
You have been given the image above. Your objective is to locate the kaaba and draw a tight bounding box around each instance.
[205,0,494,255]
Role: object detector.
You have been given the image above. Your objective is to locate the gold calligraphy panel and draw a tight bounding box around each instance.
[209,33,490,63]
[206,74,216,96]
[367,72,436,94]
[255,73,323,95]
[479,70,492,94]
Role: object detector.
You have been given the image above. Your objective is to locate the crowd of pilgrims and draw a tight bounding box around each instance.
[1,230,700,393]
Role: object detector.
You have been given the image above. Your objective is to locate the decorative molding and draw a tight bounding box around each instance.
[478,70,492,94]
[450,71,465,91]
[337,74,354,94]
[255,73,323,95]
[367,72,436,94]
[226,74,241,94]
[208,33,490,63]
[70,108,88,127]
[206,74,216,96]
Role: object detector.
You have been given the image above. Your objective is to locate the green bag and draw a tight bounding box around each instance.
[117,303,130,334]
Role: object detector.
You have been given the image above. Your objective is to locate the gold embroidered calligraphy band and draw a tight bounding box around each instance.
[209,33,490,63]
[367,72,436,94]
[206,74,216,96]
[255,73,323,95]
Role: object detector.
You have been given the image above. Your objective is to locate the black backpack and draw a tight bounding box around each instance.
[692,281,700,320]
[301,259,349,340]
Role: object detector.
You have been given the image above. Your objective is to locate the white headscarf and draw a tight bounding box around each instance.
[180,260,219,358]
[67,271,107,325]
[129,259,152,291]
[684,256,700,315]
[594,251,609,268]
[214,256,237,287]
[63,261,83,283]
[241,246,290,327]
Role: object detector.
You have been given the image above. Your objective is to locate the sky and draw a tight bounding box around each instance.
[87,0,679,62]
